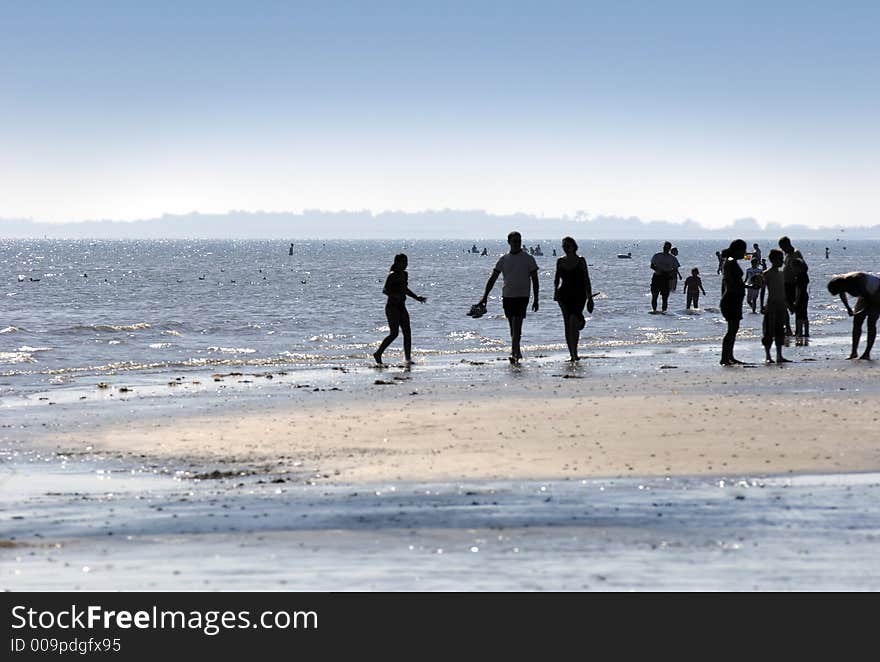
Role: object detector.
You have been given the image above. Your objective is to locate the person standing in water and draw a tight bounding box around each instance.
[791,249,810,341]
[650,241,677,313]
[827,271,880,360]
[760,249,790,364]
[719,239,748,365]
[744,258,764,314]
[683,268,706,310]
[478,231,539,364]
[373,254,427,365]
[752,243,762,264]
[553,236,594,362]
[668,247,683,293]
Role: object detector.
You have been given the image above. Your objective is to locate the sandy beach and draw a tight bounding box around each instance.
[6,357,880,591]
[38,359,880,484]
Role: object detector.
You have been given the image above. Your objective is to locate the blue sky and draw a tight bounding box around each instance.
[1,1,878,227]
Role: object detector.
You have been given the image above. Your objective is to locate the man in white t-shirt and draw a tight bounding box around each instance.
[478,231,539,364]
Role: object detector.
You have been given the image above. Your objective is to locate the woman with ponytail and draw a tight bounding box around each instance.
[719,239,748,365]
[373,253,427,365]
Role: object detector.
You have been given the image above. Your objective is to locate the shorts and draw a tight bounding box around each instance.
[502,297,529,319]
[763,308,787,347]
[651,273,670,296]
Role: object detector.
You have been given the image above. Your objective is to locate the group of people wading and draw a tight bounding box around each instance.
[372,231,880,367]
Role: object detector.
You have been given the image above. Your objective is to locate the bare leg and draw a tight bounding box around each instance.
[400,307,412,362]
[721,318,741,364]
[511,317,524,360]
[776,338,790,363]
[861,312,877,359]
[849,311,866,359]
[565,315,580,360]
[375,304,402,364]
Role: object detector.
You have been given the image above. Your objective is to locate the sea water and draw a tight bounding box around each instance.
[2,238,875,405]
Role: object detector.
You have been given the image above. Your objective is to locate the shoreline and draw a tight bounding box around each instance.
[31,358,880,485]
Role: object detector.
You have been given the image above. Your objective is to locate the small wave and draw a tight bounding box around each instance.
[207,346,257,354]
[0,326,20,334]
[17,345,51,352]
[161,329,183,337]
[149,343,173,349]
[71,322,152,332]
[0,351,36,364]
[308,333,350,342]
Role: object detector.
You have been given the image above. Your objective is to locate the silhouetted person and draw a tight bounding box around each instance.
[478,231,539,364]
[553,236,593,361]
[825,247,830,259]
[720,239,747,365]
[716,251,724,275]
[668,246,683,293]
[481,247,488,256]
[744,258,764,313]
[288,243,294,256]
[827,272,880,360]
[752,243,762,263]
[650,241,677,313]
[789,247,810,340]
[760,249,790,364]
[778,236,808,337]
[683,267,706,310]
[373,253,427,365]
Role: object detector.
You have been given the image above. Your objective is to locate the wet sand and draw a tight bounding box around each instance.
[38,360,880,483]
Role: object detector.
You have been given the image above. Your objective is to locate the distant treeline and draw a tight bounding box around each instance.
[1,210,878,240]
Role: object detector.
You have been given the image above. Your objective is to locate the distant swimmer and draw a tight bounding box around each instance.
[825,247,830,259]
[289,243,294,256]
[760,249,790,364]
[373,253,427,366]
[476,230,539,365]
[617,252,632,259]
[553,236,593,362]
[471,244,479,254]
[827,271,880,360]
[716,251,724,275]
[683,267,706,310]
[481,247,488,256]
[719,239,747,365]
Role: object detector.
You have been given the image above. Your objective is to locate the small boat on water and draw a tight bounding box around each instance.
[617,252,632,259]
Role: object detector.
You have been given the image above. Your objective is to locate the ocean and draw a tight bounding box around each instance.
[2,238,874,407]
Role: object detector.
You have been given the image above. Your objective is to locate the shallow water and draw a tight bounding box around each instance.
[2,451,878,591]
[2,239,875,406]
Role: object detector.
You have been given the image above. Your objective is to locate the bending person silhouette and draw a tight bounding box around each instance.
[478,231,539,364]
[553,236,593,361]
[827,272,880,360]
[373,253,427,365]
[719,239,747,365]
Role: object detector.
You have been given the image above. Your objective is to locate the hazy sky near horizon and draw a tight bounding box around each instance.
[2,1,878,227]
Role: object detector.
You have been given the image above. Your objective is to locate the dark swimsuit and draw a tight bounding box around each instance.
[720,259,745,321]
[556,257,590,317]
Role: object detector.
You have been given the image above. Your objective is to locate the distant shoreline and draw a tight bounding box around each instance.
[3,210,878,241]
